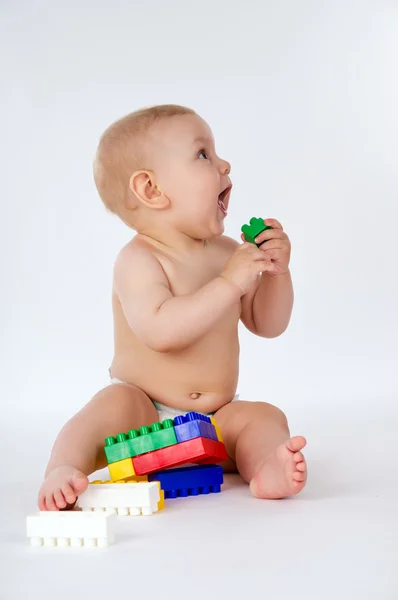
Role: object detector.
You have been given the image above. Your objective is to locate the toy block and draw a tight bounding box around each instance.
[148,465,223,499]
[210,417,224,443]
[241,217,272,246]
[126,475,148,482]
[157,483,165,511]
[78,480,161,516]
[132,437,228,476]
[102,476,149,483]
[173,412,218,443]
[104,419,177,463]
[108,457,136,482]
[26,510,116,548]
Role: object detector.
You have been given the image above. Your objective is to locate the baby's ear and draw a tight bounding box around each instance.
[128,170,169,210]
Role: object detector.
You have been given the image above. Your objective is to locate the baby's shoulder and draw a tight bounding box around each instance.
[113,236,164,281]
[115,235,158,263]
[213,234,239,255]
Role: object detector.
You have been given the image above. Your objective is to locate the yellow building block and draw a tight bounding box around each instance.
[108,458,136,482]
[129,475,148,482]
[210,417,224,443]
[157,483,165,511]
[91,480,133,485]
[92,476,149,485]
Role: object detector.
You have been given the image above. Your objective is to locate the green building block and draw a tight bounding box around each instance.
[132,421,177,456]
[104,419,177,464]
[241,217,272,246]
[104,432,134,464]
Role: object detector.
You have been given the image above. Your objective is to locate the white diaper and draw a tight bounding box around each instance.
[109,377,239,421]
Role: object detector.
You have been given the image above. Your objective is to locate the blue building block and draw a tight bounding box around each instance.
[148,465,223,499]
[173,412,218,443]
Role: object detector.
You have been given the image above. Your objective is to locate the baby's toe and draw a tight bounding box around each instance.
[71,472,89,495]
[45,494,58,511]
[287,436,307,453]
[296,461,306,472]
[293,471,306,482]
[54,489,67,509]
[62,482,77,505]
[293,451,304,463]
[38,493,46,511]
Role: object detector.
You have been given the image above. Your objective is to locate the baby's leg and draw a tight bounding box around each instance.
[38,383,158,510]
[214,400,307,499]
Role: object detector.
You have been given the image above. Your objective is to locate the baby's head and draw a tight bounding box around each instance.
[93,105,232,240]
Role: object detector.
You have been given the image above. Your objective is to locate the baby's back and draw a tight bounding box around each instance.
[110,235,241,413]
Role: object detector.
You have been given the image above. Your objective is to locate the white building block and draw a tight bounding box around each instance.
[26,510,116,547]
[77,480,161,516]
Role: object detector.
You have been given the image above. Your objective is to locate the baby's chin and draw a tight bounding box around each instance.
[201,220,226,240]
[178,212,226,241]
[213,213,227,234]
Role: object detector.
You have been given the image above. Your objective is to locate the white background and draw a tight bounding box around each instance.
[1,1,398,599]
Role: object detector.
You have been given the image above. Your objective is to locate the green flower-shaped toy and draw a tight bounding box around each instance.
[241,217,272,246]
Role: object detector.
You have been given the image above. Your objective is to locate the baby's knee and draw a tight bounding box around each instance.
[249,401,288,428]
[226,400,288,429]
[90,383,156,425]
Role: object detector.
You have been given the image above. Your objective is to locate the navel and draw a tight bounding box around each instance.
[190,392,201,400]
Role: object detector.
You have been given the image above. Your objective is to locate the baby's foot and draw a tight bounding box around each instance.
[250,436,307,499]
[38,465,89,511]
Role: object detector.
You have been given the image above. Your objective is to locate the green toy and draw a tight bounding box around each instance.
[104,419,177,463]
[241,217,272,246]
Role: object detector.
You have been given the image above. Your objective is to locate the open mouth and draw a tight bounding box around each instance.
[217,185,232,216]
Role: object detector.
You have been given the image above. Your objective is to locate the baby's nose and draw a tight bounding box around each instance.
[222,160,231,175]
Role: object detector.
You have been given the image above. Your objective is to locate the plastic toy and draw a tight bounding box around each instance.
[108,456,137,481]
[241,217,272,246]
[148,465,223,499]
[105,418,177,463]
[210,417,224,442]
[26,511,116,548]
[174,412,218,443]
[132,436,228,476]
[78,480,162,516]
[108,436,227,480]
[104,412,227,479]
[158,489,165,510]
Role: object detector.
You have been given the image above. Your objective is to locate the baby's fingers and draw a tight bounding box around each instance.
[259,248,282,261]
[264,218,283,230]
[255,259,274,274]
[259,258,282,274]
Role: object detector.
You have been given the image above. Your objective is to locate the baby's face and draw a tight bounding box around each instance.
[148,114,232,239]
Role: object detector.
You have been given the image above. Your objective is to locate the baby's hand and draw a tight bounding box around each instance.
[221,242,279,295]
[240,218,291,277]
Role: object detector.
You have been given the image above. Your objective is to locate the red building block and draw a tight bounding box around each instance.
[132,437,228,476]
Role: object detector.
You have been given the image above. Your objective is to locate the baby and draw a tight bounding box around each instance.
[38,105,307,510]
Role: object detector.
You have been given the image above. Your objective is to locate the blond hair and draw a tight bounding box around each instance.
[93,104,196,226]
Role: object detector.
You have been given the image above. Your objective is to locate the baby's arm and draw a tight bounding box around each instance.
[113,245,242,352]
[241,271,294,337]
[240,219,294,337]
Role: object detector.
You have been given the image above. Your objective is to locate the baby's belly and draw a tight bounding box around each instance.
[111,335,240,413]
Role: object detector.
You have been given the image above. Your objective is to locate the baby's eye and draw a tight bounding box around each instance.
[198,149,209,159]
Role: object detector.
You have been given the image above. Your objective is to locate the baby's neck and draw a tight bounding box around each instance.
[137,225,208,256]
